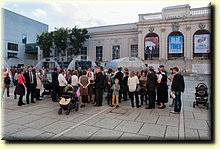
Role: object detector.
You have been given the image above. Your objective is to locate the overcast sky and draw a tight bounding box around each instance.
[2,0,210,31]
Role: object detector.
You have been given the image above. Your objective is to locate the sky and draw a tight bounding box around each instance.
[1,0,210,31]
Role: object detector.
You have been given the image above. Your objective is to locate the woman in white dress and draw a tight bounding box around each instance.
[35,69,43,101]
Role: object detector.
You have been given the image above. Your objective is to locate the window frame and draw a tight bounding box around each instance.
[96,46,103,61]
[144,33,159,60]
[130,44,138,57]
[193,29,210,60]
[112,45,120,60]
[167,31,184,60]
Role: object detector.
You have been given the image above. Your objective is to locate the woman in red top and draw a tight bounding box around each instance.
[15,69,26,106]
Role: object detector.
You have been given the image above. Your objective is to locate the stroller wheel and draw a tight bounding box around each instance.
[58,108,62,115]
[66,110,70,115]
[193,101,196,108]
[75,103,79,111]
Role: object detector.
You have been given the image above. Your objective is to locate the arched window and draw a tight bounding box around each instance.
[144,33,159,60]
[167,31,184,60]
[193,29,210,59]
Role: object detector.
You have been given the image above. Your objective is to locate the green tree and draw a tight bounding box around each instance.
[53,27,68,55]
[36,27,90,58]
[36,31,53,57]
[68,26,90,55]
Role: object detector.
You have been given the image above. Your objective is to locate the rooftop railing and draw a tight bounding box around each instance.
[139,6,210,21]
[190,7,211,17]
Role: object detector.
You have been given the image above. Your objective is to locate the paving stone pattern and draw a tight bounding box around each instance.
[2,75,211,141]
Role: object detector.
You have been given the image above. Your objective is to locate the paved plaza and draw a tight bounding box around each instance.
[1,75,211,141]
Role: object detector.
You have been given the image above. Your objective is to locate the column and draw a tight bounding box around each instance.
[138,29,144,60]
[185,26,192,59]
[160,28,166,60]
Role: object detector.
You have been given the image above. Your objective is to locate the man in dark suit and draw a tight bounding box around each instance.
[170,67,185,114]
[24,66,37,104]
[94,67,104,106]
[51,68,60,102]
[114,67,123,103]
[145,66,157,109]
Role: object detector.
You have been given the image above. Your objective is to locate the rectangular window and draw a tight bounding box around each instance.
[8,43,18,51]
[22,34,27,44]
[112,45,120,60]
[80,47,87,60]
[96,46,103,61]
[7,52,17,59]
[130,44,138,57]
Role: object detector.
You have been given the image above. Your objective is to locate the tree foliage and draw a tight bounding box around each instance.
[36,27,90,58]
[53,27,68,54]
[36,31,53,57]
[69,26,90,55]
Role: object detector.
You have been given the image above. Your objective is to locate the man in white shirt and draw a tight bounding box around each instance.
[58,69,67,96]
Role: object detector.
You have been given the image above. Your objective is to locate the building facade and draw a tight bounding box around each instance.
[85,4,211,74]
[1,8,48,68]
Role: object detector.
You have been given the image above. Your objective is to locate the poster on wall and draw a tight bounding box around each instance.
[194,34,210,53]
[144,37,159,54]
[168,36,183,53]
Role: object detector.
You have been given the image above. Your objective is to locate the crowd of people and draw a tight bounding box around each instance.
[2,64,185,114]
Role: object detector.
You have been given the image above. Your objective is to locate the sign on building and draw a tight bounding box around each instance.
[168,36,183,53]
[144,37,159,54]
[194,34,210,53]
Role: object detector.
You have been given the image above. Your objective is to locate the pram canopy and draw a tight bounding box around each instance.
[64,85,74,94]
[195,83,208,96]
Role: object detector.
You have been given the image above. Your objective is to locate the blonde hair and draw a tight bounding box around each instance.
[130,71,136,77]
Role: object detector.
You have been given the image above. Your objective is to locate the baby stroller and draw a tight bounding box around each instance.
[41,79,52,97]
[58,85,79,115]
[193,83,209,109]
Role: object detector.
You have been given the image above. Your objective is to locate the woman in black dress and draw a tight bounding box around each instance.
[157,67,168,109]
[87,72,95,103]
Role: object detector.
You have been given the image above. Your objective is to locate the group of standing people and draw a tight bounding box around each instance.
[1,66,45,106]
[2,64,185,114]
[51,66,105,108]
[106,65,185,114]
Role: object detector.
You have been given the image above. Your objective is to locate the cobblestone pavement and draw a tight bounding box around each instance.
[1,75,211,141]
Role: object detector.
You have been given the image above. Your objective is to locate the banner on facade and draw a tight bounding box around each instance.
[168,36,183,54]
[194,34,210,53]
[144,37,159,54]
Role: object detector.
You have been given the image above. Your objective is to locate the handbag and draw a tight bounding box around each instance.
[76,88,80,97]
[136,84,141,93]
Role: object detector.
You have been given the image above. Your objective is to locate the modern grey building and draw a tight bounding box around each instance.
[1,8,48,68]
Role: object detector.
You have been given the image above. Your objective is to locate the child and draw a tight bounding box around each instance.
[111,78,120,108]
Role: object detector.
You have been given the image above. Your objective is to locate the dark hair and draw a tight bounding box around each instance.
[18,68,24,74]
[117,67,122,71]
[125,71,129,75]
[59,69,64,74]
[149,66,154,72]
[170,68,173,70]
[172,67,179,72]
[108,69,113,74]
[82,70,87,75]
[72,70,77,75]
[100,66,104,71]
[54,68,57,71]
[159,65,164,68]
